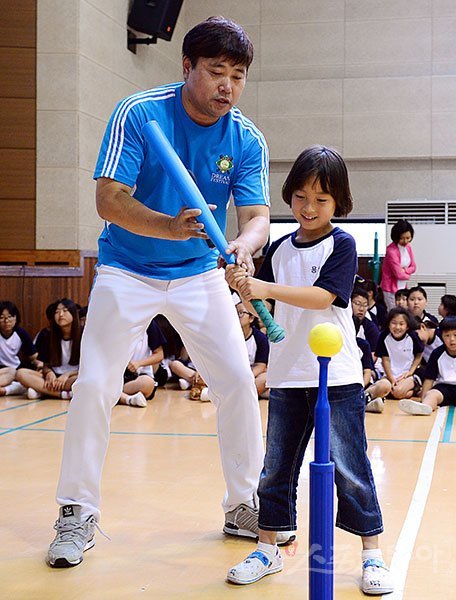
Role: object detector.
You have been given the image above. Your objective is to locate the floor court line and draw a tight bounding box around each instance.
[0,411,68,437]
[386,406,447,599]
[442,405,454,443]
[0,399,43,413]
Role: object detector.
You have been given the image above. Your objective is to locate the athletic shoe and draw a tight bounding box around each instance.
[362,558,394,594]
[47,505,97,568]
[126,392,147,408]
[365,397,384,413]
[227,548,283,585]
[27,388,41,399]
[178,378,191,390]
[398,399,433,416]
[224,504,259,539]
[276,530,296,546]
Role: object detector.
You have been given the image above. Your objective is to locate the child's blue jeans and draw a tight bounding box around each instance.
[258,383,383,537]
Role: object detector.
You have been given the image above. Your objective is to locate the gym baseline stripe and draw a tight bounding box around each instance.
[0,411,68,436]
[442,405,455,443]
[386,406,447,599]
[0,399,43,413]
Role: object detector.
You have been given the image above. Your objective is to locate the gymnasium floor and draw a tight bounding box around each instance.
[0,389,454,600]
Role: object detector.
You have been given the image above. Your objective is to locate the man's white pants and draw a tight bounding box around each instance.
[56,265,265,520]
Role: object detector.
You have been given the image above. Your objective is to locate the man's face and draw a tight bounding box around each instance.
[181,56,247,126]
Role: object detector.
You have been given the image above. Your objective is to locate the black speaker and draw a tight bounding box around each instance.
[128,0,184,41]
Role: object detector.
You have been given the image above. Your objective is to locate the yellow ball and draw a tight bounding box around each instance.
[308,322,343,357]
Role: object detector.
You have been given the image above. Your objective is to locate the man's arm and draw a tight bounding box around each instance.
[225,204,270,273]
[96,177,209,241]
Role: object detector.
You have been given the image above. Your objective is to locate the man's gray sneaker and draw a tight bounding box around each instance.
[223,504,297,546]
[47,504,97,568]
[224,504,259,539]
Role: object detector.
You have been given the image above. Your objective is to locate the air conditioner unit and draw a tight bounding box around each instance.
[386,199,456,314]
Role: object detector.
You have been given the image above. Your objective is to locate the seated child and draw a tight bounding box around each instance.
[399,317,456,415]
[395,288,409,309]
[117,318,166,408]
[407,286,438,325]
[363,279,387,329]
[375,307,424,400]
[438,294,456,319]
[236,299,270,399]
[354,318,391,414]
[0,301,40,396]
[351,288,380,358]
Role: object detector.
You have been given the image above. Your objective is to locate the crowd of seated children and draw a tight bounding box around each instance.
[399,317,456,416]
[0,301,41,397]
[117,318,166,408]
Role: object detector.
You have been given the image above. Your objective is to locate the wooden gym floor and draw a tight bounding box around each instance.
[0,388,454,600]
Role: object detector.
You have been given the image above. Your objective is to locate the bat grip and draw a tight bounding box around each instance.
[251,299,285,343]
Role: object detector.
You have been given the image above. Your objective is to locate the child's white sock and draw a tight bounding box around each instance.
[4,381,26,396]
[257,541,278,559]
[60,391,73,399]
[362,548,383,562]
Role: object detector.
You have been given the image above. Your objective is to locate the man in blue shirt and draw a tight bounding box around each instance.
[48,17,271,568]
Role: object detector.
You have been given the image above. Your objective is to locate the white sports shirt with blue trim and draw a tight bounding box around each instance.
[94,82,270,280]
[258,227,363,388]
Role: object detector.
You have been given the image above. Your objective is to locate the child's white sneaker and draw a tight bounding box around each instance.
[365,397,384,413]
[362,558,394,595]
[27,388,41,399]
[398,399,432,415]
[227,548,283,585]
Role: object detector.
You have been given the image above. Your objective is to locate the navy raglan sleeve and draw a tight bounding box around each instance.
[252,328,270,364]
[146,320,167,352]
[411,331,425,355]
[314,233,358,308]
[357,338,375,370]
[423,346,443,381]
[16,327,36,357]
[257,238,283,283]
[375,330,389,357]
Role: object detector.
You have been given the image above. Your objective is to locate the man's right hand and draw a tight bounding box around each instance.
[167,206,209,241]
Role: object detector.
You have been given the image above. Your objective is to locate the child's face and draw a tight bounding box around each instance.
[407,291,426,317]
[395,295,408,308]
[438,302,447,318]
[0,309,16,335]
[291,178,336,242]
[442,329,456,355]
[236,303,253,333]
[351,295,368,320]
[389,315,409,338]
[54,303,73,328]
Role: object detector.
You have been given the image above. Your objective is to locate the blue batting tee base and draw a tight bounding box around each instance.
[309,461,335,600]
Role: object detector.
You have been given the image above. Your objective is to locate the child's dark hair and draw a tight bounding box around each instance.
[282,145,353,217]
[395,288,409,300]
[0,300,20,326]
[351,287,368,301]
[385,307,412,330]
[182,16,254,69]
[408,285,427,300]
[441,294,456,316]
[439,317,456,333]
[48,298,81,367]
[390,219,414,244]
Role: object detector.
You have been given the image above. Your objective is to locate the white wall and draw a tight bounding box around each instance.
[36,1,456,249]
